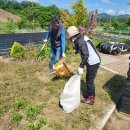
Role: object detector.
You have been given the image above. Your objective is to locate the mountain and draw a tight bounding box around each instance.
[0,9,21,23]
[97,13,130,23]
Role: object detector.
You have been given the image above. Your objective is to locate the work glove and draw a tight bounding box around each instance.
[61,53,66,59]
[78,67,83,75]
[43,39,47,44]
[53,64,55,70]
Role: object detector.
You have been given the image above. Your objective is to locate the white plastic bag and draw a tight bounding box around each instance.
[60,74,81,113]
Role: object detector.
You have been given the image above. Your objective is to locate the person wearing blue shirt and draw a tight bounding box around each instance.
[43,16,66,71]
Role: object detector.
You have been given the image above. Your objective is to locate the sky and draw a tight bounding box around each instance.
[17,0,130,15]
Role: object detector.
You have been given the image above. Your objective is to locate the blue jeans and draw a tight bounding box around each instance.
[49,46,61,70]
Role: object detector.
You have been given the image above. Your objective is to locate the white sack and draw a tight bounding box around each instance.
[60,74,81,113]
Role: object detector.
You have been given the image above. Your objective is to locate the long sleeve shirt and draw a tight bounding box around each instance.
[45,23,66,55]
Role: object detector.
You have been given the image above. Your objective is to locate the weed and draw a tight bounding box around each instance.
[28,117,47,130]
[13,96,26,111]
[92,106,103,116]
[50,122,62,130]
[103,91,111,102]
[25,104,42,120]
[79,105,91,128]
[11,112,22,123]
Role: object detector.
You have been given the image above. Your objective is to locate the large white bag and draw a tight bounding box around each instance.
[60,74,81,113]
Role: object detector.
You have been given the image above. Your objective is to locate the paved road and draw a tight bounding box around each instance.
[100,53,130,130]
[99,52,130,76]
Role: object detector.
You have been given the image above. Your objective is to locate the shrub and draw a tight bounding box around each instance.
[66,40,74,55]
[10,42,27,59]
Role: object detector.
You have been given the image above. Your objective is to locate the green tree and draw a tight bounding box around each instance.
[60,9,72,28]
[36,5,60,28]
[0,0,40,15]
[20,5,60,29]
[112,20,126,30]
[20,0,40,9]
[126,17,130,27]
[102,22,111,29]
[71,0,88,26]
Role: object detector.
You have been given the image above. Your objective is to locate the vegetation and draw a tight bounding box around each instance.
[0,55,125,130]
[0,0,129,34]
[71,0,88,26]
[28,117,47,130]
[0,1,129,130]
[10,42,27,59]
[0,0,40,15]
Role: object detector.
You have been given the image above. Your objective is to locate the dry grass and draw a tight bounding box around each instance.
[0,56,125,130]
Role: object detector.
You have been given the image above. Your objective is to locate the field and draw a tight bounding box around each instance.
[0,56,125,130]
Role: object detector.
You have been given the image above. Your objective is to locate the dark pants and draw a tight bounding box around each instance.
[84,63,100,97]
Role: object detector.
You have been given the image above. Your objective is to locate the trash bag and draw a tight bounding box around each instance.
[60,74,81,113]
[100,42,121,55]
[100,42,130,55]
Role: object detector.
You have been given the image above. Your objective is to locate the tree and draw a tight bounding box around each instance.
[71,0,88,26]
[112,20,126,30]
[60,9,72,28]
[126,17,130,27]
[36,5,60,28]
[102,22,111,29]
[20,0,40,9]
[20,5,60,29]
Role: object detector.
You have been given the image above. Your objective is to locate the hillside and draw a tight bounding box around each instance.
[98,13,130,23]
[0,9,21,22]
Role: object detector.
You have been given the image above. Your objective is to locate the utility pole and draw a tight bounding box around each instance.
[32,0,33,8]
[116,8,118,20]
[109,16,111,26]
[32,0,34,22]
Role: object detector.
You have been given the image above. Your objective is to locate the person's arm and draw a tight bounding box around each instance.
[44,24,51,41]
[79,42,89,68]
[43,28,51,44]
[61,28,66,55]
[45,30,51,41]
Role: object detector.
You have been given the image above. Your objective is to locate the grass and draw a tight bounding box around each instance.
[28,117,47,130]
[0,56,126,130]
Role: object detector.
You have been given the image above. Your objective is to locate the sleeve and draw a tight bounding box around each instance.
[79,42,89,68]
[61,28,66,54]
[45,32,50,40]
[45,23,51,40]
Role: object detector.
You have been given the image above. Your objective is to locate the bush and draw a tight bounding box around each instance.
[0,21,17,34]
[66,40,74,55]
[10,42,27,59]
